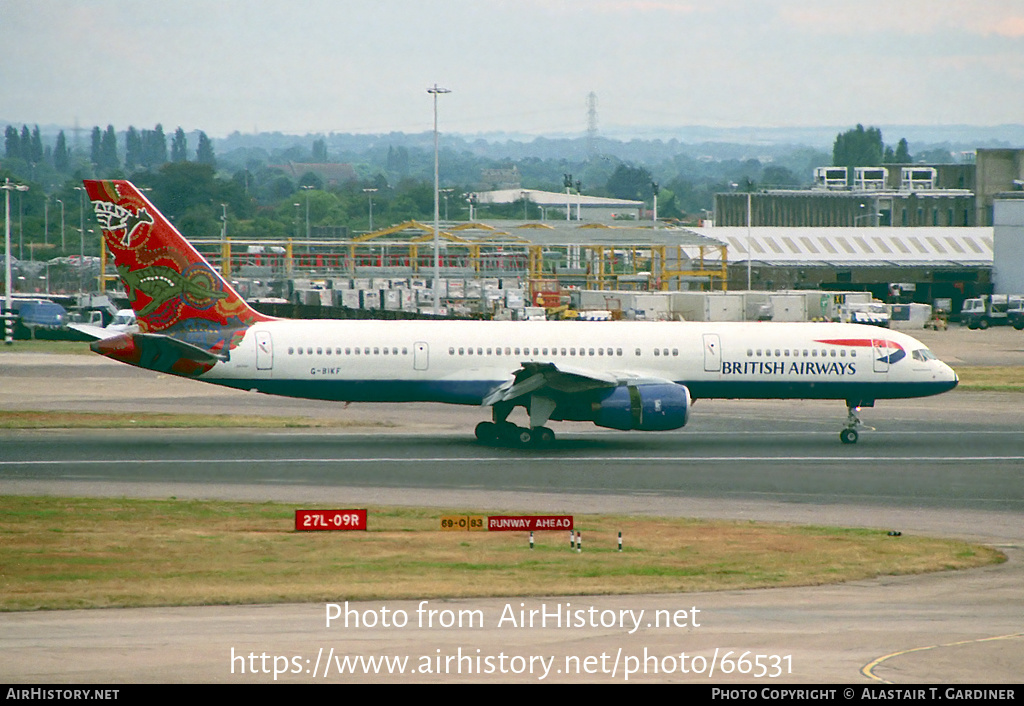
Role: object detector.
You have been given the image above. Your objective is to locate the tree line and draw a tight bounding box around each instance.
[1,120,955,269]
[4,123,216,182]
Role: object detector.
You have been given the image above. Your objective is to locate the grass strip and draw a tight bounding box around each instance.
[0,496,1004,611]
[952,366,1024,392]
[0,410,392,430]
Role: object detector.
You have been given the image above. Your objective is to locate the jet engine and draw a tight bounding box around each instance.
[553,383,692,431]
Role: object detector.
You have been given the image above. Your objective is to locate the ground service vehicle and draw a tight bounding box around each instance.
[961,295,1021,329]
[1008,299,1024,330]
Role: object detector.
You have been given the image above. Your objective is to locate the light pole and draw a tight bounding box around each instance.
[855,203,881,227]
[563,173,573,221]
[73,186,87,293]
[746,191,752,290]
[56,199,65,250]
[428,83,451,315]
[3,178,30,345]
[441,188,454,221]
[363,188,377,232]
[300,185,314,241]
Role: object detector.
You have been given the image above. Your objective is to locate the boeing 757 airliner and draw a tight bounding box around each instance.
[81,179,958,445]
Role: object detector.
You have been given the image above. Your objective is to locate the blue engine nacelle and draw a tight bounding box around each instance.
[593,383,692,431]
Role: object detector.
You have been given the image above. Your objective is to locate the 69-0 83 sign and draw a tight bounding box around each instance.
[295,509,367,531]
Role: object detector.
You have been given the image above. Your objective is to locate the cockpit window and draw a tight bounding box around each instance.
[911,348,937,362]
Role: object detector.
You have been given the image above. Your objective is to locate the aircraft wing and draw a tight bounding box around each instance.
[482,361,666,406]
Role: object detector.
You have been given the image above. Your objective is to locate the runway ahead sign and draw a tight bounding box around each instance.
[439,515,574,531]
[488,516,574,531]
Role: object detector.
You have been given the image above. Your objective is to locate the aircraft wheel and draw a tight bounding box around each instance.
[840,428,859,445]
[532,426,555,446]
[496,421,520,442]
[514,427,534,447]
[475,422,497,443]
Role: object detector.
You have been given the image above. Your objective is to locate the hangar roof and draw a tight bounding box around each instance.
[472,188,644,209]
[687,226,993,267]
[351,219,724,248]
[478,221,724,248]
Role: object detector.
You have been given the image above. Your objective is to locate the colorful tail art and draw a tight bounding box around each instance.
[84,179,274,375]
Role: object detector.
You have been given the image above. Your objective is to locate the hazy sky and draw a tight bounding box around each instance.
[3,0,1023,138]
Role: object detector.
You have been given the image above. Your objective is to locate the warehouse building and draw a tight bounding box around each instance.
[686,225,993,309]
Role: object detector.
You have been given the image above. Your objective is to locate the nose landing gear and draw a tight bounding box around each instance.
[841,401,875,444]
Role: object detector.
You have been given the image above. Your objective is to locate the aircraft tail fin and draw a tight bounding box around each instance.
[83,179,273,358]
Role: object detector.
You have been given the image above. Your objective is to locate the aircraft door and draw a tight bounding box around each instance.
[414,341,429,371]
[255,330,273,371]
[702,333,721,372]
[872,339,889,374]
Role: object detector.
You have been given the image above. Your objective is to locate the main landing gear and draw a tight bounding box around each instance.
[476,399,556,447]
[475,421,555,447]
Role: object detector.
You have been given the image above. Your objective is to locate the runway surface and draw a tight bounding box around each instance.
[1,330,1023,683]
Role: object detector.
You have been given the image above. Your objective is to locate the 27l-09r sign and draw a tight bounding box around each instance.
[295,510,367,531]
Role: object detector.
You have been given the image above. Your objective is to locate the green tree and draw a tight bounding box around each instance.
[124,127,142,172]
[29,126,44,164]
[99,125,119,173]
[5,125,20,159]
[54,131,70,172]
[149,161,217,222]
[196,132,216,168]
[312,138,327,162]
[605,164,655,201]
[762,165,798,187]
[298,171,322,189]
[142,124,167,167]
[90,126,102,168]
[832,124,883,168]
[894,138,911,163]
[171,127,188,162]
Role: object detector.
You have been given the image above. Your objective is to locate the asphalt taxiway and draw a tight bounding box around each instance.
[1,327,1022,683]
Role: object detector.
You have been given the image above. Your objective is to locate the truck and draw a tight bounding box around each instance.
[1008,298,1024,331]
[960,295,1022,329]
[0,298,68,339]
[839,301,890,327]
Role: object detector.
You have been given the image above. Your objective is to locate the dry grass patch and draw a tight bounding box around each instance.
[954,366,1024,392]
[0,410,393,429]
[0,341,94,355]
[0,497,1003,611]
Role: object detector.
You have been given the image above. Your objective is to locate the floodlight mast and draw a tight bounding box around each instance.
[3,178,29,345]
[428,84,451,316]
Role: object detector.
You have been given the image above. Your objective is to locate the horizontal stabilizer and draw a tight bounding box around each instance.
[67,322,115,340]
[90,332,225,377]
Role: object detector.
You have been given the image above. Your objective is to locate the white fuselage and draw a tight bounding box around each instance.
[204,319,957,406]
